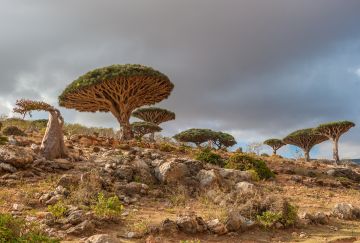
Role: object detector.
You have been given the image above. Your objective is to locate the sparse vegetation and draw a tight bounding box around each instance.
[48,201,68,219]
[0,213,59,242]
[92,192,124,218]
[2,126,26,136]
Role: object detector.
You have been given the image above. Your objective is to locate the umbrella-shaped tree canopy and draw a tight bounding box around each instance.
[59,64,174,140]
[132,107,175,141]
[283,128,328,162]
[264,138,285,155]
[132,107,175,125]
[131,121,162,140]
[314,121,355,163]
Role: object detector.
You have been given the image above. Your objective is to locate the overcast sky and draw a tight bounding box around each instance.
[1,0,360,159]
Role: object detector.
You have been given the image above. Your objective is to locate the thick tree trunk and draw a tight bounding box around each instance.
[118,114,133,141]
[273,149,277,155]
[304,150,310,162]
[40,110,67,160]
[333,137,340,164]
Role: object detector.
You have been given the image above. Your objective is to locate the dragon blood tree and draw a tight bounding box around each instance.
[131,121,162,140]
[314,121,355,163]
[132,107,175,141]
[213,131,237,149]
[13,99,67,160]
[59,64,174,140]
[263,138,285,155]
[283,128,328,162]
[173,128,216,148]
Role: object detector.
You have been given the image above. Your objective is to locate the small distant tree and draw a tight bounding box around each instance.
[173,128,215,148]
[314,121,355,163]
[13,99,67,160]
[132,107,175,141]
[131,121,162,140]
[246,142,263,155]
[212,131,237,149]
[264,138,285,155]
[283,128,328,162]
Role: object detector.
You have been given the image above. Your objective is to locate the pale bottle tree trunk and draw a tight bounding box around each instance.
[40,109,67,160]
[333,137,340,164]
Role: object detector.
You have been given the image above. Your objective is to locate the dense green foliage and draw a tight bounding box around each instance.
[0,213,59,242]
[131,121,162,139]
[316,120,355,130]
[283,128,328,149]
[212,131,237,149]
[225,153,274,180]
[257,201,298,228]
[173,128,215,147]
[174,128,236,148]
[59,64,171,102]
[195,148,224,166]
[48,201,67,219]
[2,126,26,136]
[132,107,175,124]
[92,193,124,218]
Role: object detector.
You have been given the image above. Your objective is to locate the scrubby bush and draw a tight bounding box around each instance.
[31,119,48,130]
[2,126,26,136]
[225,153,274,180]
[92,192,124,218]
[0,136,8,145]
[0,213,58,242]
[247,169,260,181]
[195,148,223,166]
[257,201,298,228]
[48,201,67,219]
[159,142,177,152]
[261,153,269,157]
[256,211,282,228]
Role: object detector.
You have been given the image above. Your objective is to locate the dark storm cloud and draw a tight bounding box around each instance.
[1,0,360,157]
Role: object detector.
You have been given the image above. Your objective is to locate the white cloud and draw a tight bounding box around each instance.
[355,68,360,78]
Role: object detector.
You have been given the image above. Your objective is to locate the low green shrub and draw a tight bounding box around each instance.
[0,136,8,145]
[195,148,223,166]
[159,142,176,152]
[2,126,26,136]
[225,153,274,180]
[0,213,58,242]
[92,192,124,218]
[246,169,260,181]
[261,153,269,157]
[257,201,298,228]
[48,201,67,219]
[257,211,282,228]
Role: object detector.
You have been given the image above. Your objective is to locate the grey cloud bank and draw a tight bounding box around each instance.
[1,0,360,158]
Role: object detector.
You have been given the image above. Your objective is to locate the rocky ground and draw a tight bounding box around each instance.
[0,132,360,243]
